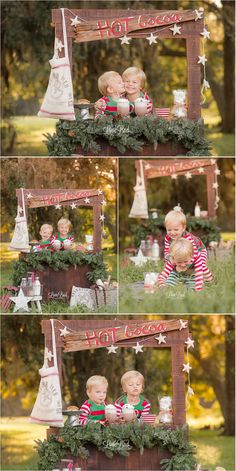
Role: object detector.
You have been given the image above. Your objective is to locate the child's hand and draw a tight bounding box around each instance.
[95,99,106,110]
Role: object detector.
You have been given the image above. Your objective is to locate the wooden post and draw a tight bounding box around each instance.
[186,37,201,120]
[171,344,186,425]
[93,203,102,252]
[205,165,216,218]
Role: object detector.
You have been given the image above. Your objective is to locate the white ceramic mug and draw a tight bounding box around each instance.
[105,404,117,423]
[134,98,148,116]
[117,98,134,117]
[63,239,72,250]
[52,239,61,251]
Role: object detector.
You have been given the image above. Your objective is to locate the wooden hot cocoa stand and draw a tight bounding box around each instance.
[39,318,193,471]
[15,188,103,302]
[50,8,206,156]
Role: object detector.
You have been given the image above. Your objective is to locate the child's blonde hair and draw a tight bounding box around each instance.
[98,71,122,95]
[86,375,108,392]
[39,223,53,234]
[170,238,193,262]
[165,207,186,227]
[57,217,71,229]
[122,67,146,88]
[121,370,144,391]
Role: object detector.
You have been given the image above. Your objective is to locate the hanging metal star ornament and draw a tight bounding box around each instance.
[182,363,192,373]
[119,35,131,45]
[84,198,90,204]
[198,55,208,66]
[107,344,118,354]
[203,79,210,89]
[70,16,81,27]
[195,8,204,21]
[10,288,32,313]
[55,204,62,209]
[185,172,192,179]
[132,342,144,354]
[200,28,210,40]
[146,33,157,45]
[171,173,178,179]
[60,326,69,337]
[179,319,188,330]
[70,203,77,209]
[187,386,194,396]
[99,214,105,222]
[198,167,204,174]
[155,333,167,344]
[185,337,195,349]
[170,24,182,35]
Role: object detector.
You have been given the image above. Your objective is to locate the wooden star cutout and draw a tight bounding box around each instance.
[107,344,118,354]
[185,172,192,179]
[170,24,182,35]
[132,342,143,354]
[146,33,157,45]
[212,182,219,189]
[45,348,54,361]
[130,249,148,267]
[71,16,81,27]
[55,204,62,209]
[84,198,90,204]
[97,189,103,195]
[18,206,23,213]
[195,9,204,21]
[99,214,105,222]
[26,193,33,199]
[198,55,207,66]
[70,203,77,209]
[179,319,188,330]
[182,363,192,373]
[55,38,64,52]
[101,199,107,206]
[119,35,131,45]
[10,288,32,313]
[185,337,195,349]
[200,28,210,40]
[155,333,167,344]
[60,326,69,337]
[171,173,178,179]
[198,167,204,173]
[214,168,220,175]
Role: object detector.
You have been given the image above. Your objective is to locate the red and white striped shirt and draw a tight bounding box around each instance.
[159,254,204,291]
[79,399,108,425]
[164,231,205,262]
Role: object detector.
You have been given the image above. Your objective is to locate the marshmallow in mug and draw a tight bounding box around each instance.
[134,98,148,116]
[105,404,117,423]
[121,403,135,422]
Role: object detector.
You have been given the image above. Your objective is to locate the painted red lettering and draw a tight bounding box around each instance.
[97,20,110,39]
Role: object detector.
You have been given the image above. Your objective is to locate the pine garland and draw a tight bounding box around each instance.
[131,215,221,248]
[12,250,107,286]
[44,115,211,156]
[36,422,197,471]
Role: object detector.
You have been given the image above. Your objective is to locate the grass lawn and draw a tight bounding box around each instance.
[1,417,235,470]
[2,115,235,156]
[119,251,235,313]
[0,243,117,313]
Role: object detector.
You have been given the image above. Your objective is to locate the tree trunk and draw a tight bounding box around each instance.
[224,315,235,435]
[222,0,235,132]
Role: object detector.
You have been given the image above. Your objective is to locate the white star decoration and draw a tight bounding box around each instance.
[198,167,204,173]
[185,337,195,349]
[84,198,90,204]
[10,288,32,313]
[179,319,188,330]
[201,28,210,40]
[119,35,131,45]
[99,214,105,222]
[182,363,192,373]
[170,23,182,35]
[210,158,216,165]
[55,204,62,209]
[101,199,107,206]
[107,344,118,354]
[26,193,33,199]
[45,348,54,362]
[55,38,64,52]
[203,79,210,89]
[145,164,151,170]
[132,342,143,354]
[214,168,221,175]
[18,206,23,213]
[97,189,103,195]
[188,386,194,396]
[155,333,167,344]
[60,326,69,337]
[198,55,207,66]
[212,182,219,189]
[146,33,157,45]
[195,8,204,21]
[171,173,178,179]
[70,202,77,209]
[70,16,81,27]
[130,248,148,266]
[185,172,192,179]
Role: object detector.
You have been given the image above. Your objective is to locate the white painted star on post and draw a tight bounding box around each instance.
[55,204,62,209]
[55,38,64,52]
[198,55,207,66]
[185,172,192,179]
[132,342,144,354]
[212,182,219,189]
[99,214,105,222]
[45,348,54,362]
[185,337,195,349]
[171,173,178,179]
[26,192,33,199]
[146,33,158,45]
[203,79,210,89]
[170,23,182,36]
[214,168,221,176]
[198,167,205,174]
[119,35,131,45]
[70,16,81,27]
[155,333,167,344]
[60,326,69,337]
[70,202,77,209]
[97,189,103,195]
[182,362,192,373]
[188,386,194,396]
[195,8,204,21]
[200,28,210,40]
[179,319,188,330]
[101,199,107,206]
[107,344,118,354]
[10,288,32,313]
[84,198,90,204]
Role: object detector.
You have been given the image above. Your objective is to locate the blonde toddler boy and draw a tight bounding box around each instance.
[114,370,151,419]
[79,375,108,425]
